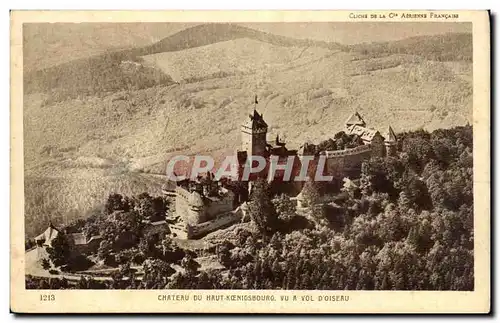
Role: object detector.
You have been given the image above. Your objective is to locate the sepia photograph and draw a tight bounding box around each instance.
[10,10,490,313]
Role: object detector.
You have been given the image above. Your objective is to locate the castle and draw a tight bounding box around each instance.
[168,174,244,239]
[168,101,397,239]
[28,102,398,259]
[298,111,397,181]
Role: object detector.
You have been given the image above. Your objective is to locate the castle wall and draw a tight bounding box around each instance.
[205,195,234,220]
[175,187,205,225]
[322,145,372,179]
[188,211,242,238]
[175,185,235,227]
[168,211,241,239]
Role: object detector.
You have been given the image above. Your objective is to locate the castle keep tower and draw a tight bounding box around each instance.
[241,96,268,157]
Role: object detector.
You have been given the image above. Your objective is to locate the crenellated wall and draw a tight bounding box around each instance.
[323,145,372,179]
[188,211,242,238]
[169,210,242,239]
[321,144,371,158]
[298,145,372,181]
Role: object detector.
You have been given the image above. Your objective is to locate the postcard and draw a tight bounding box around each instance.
[10,10,490,313]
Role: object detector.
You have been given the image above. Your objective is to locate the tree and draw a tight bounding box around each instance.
[167,272,193,289]
[41,258,51,270]
[159,237,185,263]
[216,240,235,268]
[138,233,159,258]
[247,179,279,236]
[103,211,143,250]
[360,159,397,198]
[46,234,71,268]
[301,181,325,224]
[272,194,296,223]
[75,276,106,289]
[133,193,167,221]
[135,193,155,220]
[403,176,432,210]
[141,259,175,289]
[181,254,201,275]
[301,181,320,208]
[105,193,130,214]
[119,261,134,278]
[97,240,112,262]
[197,271,215,289]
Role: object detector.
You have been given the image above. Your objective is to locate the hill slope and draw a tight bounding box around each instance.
[24,23,344,102]
[24,43,472,172]
[23,29,473,236]
[141,38,335,82]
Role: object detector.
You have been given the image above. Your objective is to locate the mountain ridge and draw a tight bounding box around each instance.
[136,23,344,55]
[23,23,343,102]
[24,24,471,104]
[346,32,472,61]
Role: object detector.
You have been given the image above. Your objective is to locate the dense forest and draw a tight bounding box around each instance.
[24,52,175,104]
[26,125,473,290]
[346,33,472,62]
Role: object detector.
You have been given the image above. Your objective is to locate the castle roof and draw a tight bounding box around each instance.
[346,125,380,142]
[34,224,60,247]
[384,126,397,143]
[345,112,366,127]
[243,109,268,130]
[67,232,102,245]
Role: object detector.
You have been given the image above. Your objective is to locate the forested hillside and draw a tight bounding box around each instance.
[347,33,472,61]
[23,23,343,103]
[27,125,473,290]
[24,51,174,103]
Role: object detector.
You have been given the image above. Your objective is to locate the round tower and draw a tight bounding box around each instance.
[187,191,206,224]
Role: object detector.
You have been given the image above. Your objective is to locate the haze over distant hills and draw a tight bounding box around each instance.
[23,23,198,72]
[23,22,473,237]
